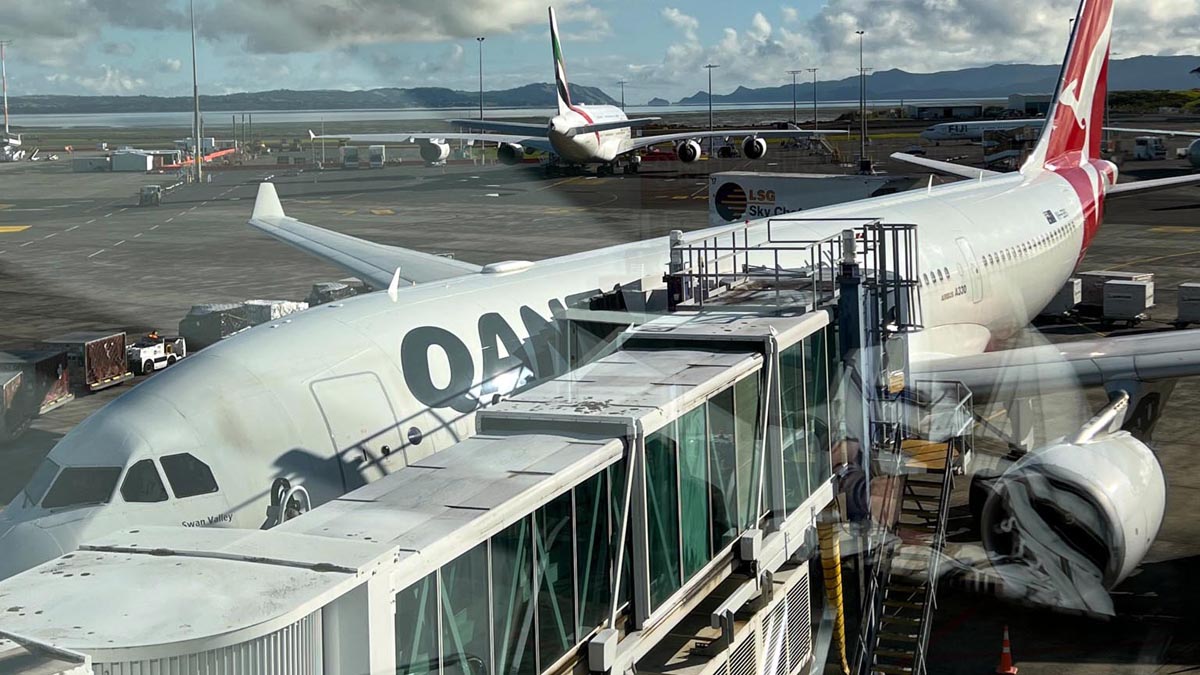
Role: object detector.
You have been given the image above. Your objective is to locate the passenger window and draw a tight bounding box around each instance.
[160,453,219,498]
[41,466,122,509]
[120,459,169,503]
[936,269,943,282]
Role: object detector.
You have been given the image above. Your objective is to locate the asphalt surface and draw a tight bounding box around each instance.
[1,136,1199,674]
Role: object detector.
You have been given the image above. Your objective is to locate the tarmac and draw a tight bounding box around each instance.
[1,133,1199,673]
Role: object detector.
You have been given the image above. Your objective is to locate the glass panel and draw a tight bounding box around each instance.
[734,375,763,530]
[707,388,738,552]
[160,453,218,498]
[395,572,438,675]
[645,425,681,609]
[678,405,710,578]
[805,331,833,491]
[493,517,535,675]
[23,458,60,507]
[41,467,121,509]
[441,542,491,675]
[575,471,610,635]
[120,459,168,503]
[779,344,809,513]
[536,491,575,670]
[608,461,632,619]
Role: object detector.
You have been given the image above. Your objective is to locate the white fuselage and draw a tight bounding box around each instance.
[547,104,631,163]
[0,165,1107,579]
[922,119,1046,142]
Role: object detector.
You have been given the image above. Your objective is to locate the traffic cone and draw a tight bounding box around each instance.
[995,625,1018,675]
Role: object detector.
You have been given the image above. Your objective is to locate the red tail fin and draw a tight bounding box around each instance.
[1023,0,1113,172]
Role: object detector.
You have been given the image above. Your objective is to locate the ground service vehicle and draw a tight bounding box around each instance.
[44,332,133,392]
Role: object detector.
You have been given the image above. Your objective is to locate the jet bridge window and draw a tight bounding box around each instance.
[160,453,219,498]
[120,459,168,503]
[40,466,121,509]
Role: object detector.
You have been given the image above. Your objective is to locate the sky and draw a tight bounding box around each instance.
[1,0,1199,102]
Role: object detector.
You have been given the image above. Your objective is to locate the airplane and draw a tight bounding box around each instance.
[1107,126,1200,168]
[4,0,1200,616]
[920,118,1047,143]
[311,7,844,176]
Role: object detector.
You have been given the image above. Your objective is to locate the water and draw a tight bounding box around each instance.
[8,98,1006,129]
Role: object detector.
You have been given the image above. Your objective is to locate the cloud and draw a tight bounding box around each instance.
[662,7,700,42]
[72,64,147,94]
[159,58,183,73]
[101,42,135,56]
[197,0,591,54]
[781,6,799,24]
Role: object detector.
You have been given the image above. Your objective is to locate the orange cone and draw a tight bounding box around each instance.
[995,625,1018,675]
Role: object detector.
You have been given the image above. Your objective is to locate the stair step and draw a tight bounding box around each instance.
[884,599,926,610]
[888,582,925,593]
[881,615,922,626]
[900,506,938,517]
[878,631,919,642]
[873,663,916,675]
[875,648,915,661]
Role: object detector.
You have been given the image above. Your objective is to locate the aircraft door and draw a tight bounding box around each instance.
[311,373,405,493]
[955,237,984,303]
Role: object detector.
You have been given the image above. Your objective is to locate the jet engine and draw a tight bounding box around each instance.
[978,430,1165,614]
[741,136,767,160]
[675,139,702,163]
[1188,139,1200,169]
[419,140,450,164]
[497,143,524,166]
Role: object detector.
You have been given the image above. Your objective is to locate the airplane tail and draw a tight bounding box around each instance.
[549,7,573,116]
[1022,0,1114,172]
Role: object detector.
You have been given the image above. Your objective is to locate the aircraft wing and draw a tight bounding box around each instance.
[913,329,1200,399]
[1106,127,1200,139]
[448,119,548,135]
[1106,173,1200,198]
[622,129,848,153]
[248,183,482,288]
[310,130,556,155]
[890,152,1001,179]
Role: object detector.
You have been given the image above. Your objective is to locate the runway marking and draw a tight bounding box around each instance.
[0,251,5,255]
[113,240,125,247]
[178,211,188,217]
[532,176,580,192]
[188,206,197,212]
[19,241,33,247]
[201,201,209,206]
[688,184,708,198]
[42,232,57,239]
[66,225,79,232]
[85,219,96,224]
[341,192,364,201]
[0,203,10,209]
[133,233,143,238]
[369,208,396,216]
[0,225,31,233]
[104,212,113,218]
[1149,226,1200,234]
[1109,248,1200,270]
[150,225,160,230]
[87,249,106,258]
[671,195,689,200]
[118,207,128,213]
[165,217,174,223]
[484,193,501,198]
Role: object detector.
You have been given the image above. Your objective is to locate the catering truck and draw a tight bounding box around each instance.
[44,331,133,392]
[708,171,917,226]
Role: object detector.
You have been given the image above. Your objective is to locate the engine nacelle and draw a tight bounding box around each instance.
[1188,139,1200,169]
[979,431,1165,614]
[419,140,450,164]
[675,139,702,163]
[741,136,767,160]
[497,143,524,166]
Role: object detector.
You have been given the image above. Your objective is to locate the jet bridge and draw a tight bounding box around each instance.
[0,219,947,675]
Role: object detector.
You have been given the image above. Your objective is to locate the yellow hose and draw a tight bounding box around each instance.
[818,520,851,675]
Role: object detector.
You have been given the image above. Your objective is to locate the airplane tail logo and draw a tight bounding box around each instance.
[550,7,572,117]
[1023,0,1113,172]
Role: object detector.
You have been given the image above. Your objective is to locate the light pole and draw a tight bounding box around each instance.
[807,67,819,132]
[476,37,485,120]
[617,80,626,110]
[787,69,803,125]
[0,40,10,139]
[856,29,870,173]
[705,63,720,156]
[189,0,202,183]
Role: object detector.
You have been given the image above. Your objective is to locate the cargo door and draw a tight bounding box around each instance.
[311,374,405,492]
[955,237,983,303]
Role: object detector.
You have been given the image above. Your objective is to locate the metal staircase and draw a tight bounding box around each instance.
[855,383,973,675]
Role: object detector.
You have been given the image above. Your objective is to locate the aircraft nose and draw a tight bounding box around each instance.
[0,520,66,581]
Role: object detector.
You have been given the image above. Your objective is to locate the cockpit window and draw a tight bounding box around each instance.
[40,466,121,509]
[120,459,169,503]
[160,453,218,498]
[23,458,61,508]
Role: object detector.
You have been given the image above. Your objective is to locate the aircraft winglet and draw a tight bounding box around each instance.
[308,129,316,141]
[252,182,286,221]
